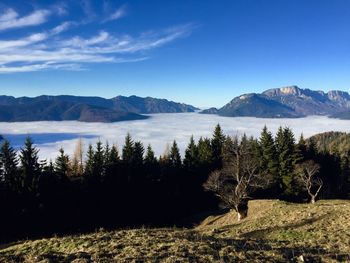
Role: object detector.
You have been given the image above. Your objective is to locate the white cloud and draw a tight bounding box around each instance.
[0,9,50,31]
[51,21,72,35]
[63,31,110,47]
[1,114,350,161]
[0,33,47,50]
[0,8,18,21]
[52,3,68,16]
[0,22,195,73]
[0,2,195,73]
[59,23,195,55]
[104,5,127,22]
[0,63,84,73]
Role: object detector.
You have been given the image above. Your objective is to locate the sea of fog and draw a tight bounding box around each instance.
[0,113,349,160]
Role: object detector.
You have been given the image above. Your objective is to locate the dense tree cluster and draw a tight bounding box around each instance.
[256,127,349,200]
[0,125,349,241]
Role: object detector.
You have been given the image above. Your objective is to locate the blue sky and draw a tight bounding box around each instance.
[0,0,350,107]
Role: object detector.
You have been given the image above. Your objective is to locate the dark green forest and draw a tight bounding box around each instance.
[0,125,349,242]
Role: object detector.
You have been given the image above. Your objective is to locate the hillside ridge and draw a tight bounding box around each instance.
[0,95,198,122]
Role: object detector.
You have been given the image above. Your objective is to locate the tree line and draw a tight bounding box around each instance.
[0,125,349,241]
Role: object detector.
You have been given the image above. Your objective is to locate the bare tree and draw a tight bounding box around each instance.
[204,136,270,221]
[70,138,84,177]
[296,160,322,204]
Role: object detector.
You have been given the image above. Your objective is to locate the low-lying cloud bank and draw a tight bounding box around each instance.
[0,113,349,161]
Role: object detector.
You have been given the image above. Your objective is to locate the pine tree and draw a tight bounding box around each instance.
[275,126,284,154]
[54,148,70,179]
[133,141,144,167]
[297,133,307,160]
[197,137,213,165]
[39,159,57,198]
[19,137,41,195]
[259,126,278,185]
[211,124,225,168]
[240,133,249,149]
[43,160,54,175]
[183,136,199,171]
[144,144,158,181]
[85,144,94,178]
[93,141,105,179]
[0,140,18,191]
[307,137,318,159]
[222,136,236,164]
[104,142,111,165]
[109,145,120,164]
[169,140,182,168]
[122,133,134,165]
[295,133,307,164]
[275,127,297,198]
[248,136,261,160]
[145,144,157,165]
[103,143,120,182]
[104,142,120,167]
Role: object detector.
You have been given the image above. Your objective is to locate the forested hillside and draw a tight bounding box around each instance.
[308,131,350,155]
[0,126,349,242]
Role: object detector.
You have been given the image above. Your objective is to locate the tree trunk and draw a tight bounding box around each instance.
[237,211,247,221]
[310,195,316,204]
[235,201,248,221]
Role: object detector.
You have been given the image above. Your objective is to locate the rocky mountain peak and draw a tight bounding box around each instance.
[263,86,302,97]
[202,86,350,119]
[237,93,257,100]
[327,90,350,100]
[279,86,302,95]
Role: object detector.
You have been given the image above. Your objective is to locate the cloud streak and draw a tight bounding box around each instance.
[0,33,47,50]
[104,5,127,22]
[51,21,73,35]
[0,8,50,31]
[0,17,195,73]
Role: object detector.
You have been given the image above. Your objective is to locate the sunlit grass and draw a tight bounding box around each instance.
[1,200,350,262]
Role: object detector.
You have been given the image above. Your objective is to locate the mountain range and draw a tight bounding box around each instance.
[0,95,198,122]
[201,86,350,119]
[2,86,350,122]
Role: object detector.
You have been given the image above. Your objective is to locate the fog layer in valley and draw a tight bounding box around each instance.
[0,113,348,160]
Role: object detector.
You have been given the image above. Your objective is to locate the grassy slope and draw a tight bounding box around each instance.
[1,200,350,262]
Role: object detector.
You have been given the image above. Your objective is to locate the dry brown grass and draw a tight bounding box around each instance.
[1,200,350,262]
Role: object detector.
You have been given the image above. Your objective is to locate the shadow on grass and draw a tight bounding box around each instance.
[178,208,230,228]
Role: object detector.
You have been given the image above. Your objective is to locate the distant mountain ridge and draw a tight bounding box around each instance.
[0,95,198,122]
[111,95,198,113]
[201,86,350,118]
